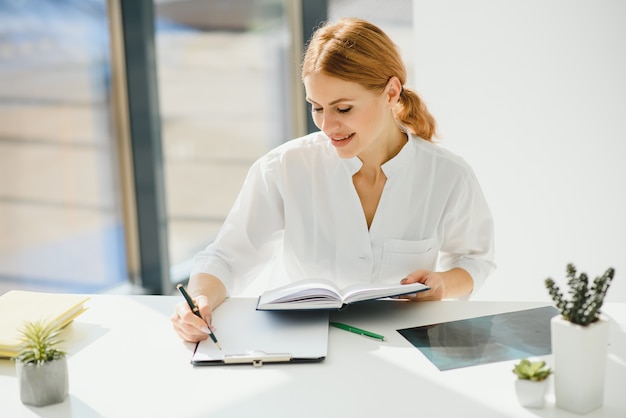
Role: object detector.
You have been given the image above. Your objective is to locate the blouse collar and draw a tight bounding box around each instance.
[338,133,418,177]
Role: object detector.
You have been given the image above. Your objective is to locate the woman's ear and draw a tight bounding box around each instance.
[385,76,403,106]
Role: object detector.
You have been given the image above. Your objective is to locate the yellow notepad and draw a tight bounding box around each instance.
[0,290,90,358]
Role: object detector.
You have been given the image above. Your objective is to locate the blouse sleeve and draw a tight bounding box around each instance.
[438,169,496,294]
[190,155,285,296]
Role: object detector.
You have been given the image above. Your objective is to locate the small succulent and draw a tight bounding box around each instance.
[545,263,614,326]
[15,320,66,365]
[512,359,552,381]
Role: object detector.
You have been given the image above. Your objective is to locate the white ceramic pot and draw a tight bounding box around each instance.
[551,315,609,414]
[16,356,69,407]
[515,378,549,408]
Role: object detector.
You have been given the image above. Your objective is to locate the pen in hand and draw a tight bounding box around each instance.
[176,283,222,350]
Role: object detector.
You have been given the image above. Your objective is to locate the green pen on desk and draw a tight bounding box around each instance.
[177,284,222,350]
[330,321,385,341]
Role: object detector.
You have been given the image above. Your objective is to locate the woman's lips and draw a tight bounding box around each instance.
[329,132,355,147]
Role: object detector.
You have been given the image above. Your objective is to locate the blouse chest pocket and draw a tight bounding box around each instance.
[379,238,438,280]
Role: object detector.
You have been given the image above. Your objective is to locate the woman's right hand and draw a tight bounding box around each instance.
[171,294,214,342]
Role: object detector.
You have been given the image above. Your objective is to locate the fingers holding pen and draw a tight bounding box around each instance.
[171,295,214,342]
[194,295,215,332]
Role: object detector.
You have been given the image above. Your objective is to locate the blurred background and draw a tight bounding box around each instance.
[1,0,624,302]
[0,0,414,295]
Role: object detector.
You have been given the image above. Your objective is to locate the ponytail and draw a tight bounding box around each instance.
[395,87,437,141]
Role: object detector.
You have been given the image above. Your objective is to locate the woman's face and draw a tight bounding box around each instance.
[304,73,395,160]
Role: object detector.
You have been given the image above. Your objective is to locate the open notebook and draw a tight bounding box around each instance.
[192,298,329,366]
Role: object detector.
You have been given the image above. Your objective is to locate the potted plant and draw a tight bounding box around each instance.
[14,319,69,407]
[512,358,552,408]
[545,263,614,414]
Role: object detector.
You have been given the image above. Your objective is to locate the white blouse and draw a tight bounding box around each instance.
[192,132,495,296]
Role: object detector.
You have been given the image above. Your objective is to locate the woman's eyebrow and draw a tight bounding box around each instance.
[306,97,353,106]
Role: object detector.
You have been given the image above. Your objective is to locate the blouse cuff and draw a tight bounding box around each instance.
[191,255,234,297]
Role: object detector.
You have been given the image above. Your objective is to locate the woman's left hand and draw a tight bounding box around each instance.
[401,267,474,300]
[400,269,446,301]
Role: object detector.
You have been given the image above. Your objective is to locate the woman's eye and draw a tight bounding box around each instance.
[310,106,351,114]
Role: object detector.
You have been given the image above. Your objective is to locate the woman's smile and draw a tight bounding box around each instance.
[329,132,355,147]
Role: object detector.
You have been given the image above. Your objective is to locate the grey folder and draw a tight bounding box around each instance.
[192,298,329,366]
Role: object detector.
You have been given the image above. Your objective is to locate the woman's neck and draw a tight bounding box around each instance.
[358,128,408,176]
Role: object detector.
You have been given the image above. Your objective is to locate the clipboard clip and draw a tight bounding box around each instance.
[223,351,292,367]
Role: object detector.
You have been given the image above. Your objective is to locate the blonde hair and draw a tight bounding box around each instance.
[301,18,437,141]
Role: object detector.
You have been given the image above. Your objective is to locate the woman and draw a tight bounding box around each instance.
[172,17,495,342]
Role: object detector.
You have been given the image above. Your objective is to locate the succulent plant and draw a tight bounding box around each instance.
[545,263,614,326]
[512,358,552,381]
[15,320,66,365]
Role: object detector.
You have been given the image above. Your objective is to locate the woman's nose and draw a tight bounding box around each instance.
[321,112,338,131]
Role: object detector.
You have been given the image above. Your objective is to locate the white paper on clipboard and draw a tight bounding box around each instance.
[191,298,329,366]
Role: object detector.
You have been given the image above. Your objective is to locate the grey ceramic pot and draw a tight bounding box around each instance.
[16,356,69,407]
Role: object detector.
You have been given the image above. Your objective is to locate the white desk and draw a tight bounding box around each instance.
[1,296,624,417]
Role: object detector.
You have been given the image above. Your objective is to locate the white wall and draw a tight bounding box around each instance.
[413,1,626,301]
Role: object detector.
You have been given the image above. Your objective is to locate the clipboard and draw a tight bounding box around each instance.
[191,298,329,366]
